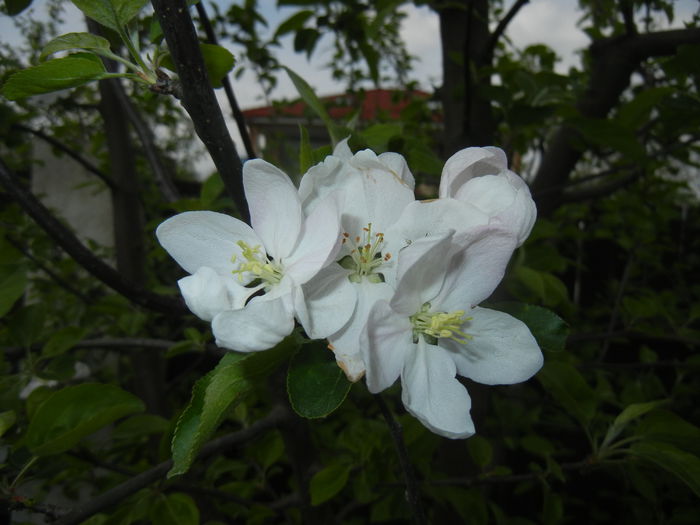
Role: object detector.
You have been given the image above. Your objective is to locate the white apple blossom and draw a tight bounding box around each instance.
[297,139,416,381]
[361,229,543,439]
[439,147,536,246]
[156,159,341,352]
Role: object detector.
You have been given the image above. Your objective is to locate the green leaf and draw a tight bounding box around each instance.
[467,435,492,468]
[274,10,314,39]
[169,337,297,477]
[199,43,235,88]
[489,302,568,353]
[42,326,87,358]
[310,460,351,506]
[635,410,700,456]
[70,0,148,32]
[601,399,668,449]
[149,493,199,525]
[537,361,597,426]
[298,124,313,174]
[629,441,700,497]
[0,264,27,318]
[3,0,33,15]
[21,383,145,456]
[0,410,16,438]
[359,122,403,152]
[1,55,108,100]
[283,66,345,145]
[287,340,351,419]
[200,172,225,207]
[40,32,111,61]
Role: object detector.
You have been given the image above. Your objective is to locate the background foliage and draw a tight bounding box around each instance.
[1,0,699,523]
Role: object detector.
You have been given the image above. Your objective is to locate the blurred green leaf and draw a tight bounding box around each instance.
[40,32,111,61]
[199,43,235,88]
[298,124,313,173]
[537,361,597,426]
[0,410,16,438]
[274,10,314,39]
[310,460,351,506]
[42,326,87,358]
[21,383,145,456]
[1,55,109,100]
[149,493,199,525]
[287,340,351,419]
[467,435,492,468]
[3,0,33,15]
[169,337,297,477]
[70,0,148,32]
[601,399,668,449]
[200,172,225,207]
[629,441,700,497]
[283,66,345,145]
[0,264,27,318]
[635,410,700,456]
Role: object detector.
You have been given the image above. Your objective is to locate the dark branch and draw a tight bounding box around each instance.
[532,27,700,214]
[151,0,250,222]
[53,406,290,525]
[560,169,644,203]
[195,1,257,160]
[375,393,426,525]
[620,0,638,36]
[429,458,593,487]
[11,123,115,190]
[4,235,93,303]
[111,81,181,202]
[484,0,530,59]
[0,157,187,316]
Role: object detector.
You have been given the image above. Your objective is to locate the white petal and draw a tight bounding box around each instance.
[401,341,475,439]
[361,300,412,393]
[156,211,259,276]
[298,155,345,211]
[284,192,342,285]
[383,199,489,287]
[391,231,455,315]
[212,295,295,352]
[454,171,536,246]
[333,137,353,159]
[439,147,506,198]
[297,265,357,339]
[243,159,302,259]
[436,227,518,310]
[328,280,394,382]
[445,307,543,385]
[177,267,252,322]
[378,152,415,189]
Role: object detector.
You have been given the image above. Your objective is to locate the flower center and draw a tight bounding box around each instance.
[338,223,392,284]
[231,241,283,287]
[409,302,473,345]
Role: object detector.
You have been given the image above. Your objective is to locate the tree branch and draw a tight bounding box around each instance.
[375,393,426,525]
[484,0,530,60]
[195,1,257,160]
[0,157,187,316]
[4,235,93,303]
[53,406,290,525]
[532,27,700,214]
[151,0,249,222]
[11,123,115,190]
[111,81,181,203]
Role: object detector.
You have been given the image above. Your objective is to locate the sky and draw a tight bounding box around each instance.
[1,0,698,158]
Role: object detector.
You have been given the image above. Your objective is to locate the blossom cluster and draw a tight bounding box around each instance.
[156,140,543,438]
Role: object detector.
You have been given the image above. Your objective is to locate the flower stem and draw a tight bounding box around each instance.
[375,393,427,525]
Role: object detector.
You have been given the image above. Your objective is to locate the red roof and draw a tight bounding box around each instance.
[242,88,432,121]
